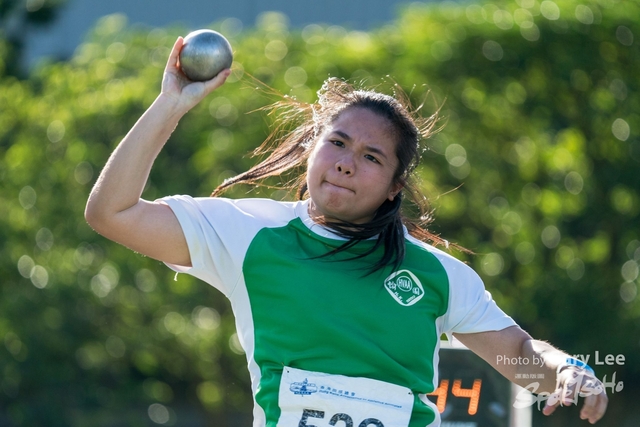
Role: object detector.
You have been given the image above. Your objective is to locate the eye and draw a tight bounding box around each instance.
[331,140,345,147]
[364,154,380,164]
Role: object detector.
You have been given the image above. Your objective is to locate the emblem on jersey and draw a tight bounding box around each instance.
[384,270,424,306]
[290,378,318,395]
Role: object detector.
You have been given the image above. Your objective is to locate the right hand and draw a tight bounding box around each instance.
[160,36,232,113]
[543,366,608,424]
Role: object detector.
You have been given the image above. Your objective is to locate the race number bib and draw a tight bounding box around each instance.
[276,367,414,427]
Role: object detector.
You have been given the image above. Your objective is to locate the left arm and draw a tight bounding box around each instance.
[454,326,608,424]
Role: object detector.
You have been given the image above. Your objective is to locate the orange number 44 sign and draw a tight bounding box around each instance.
[427,379,482,415]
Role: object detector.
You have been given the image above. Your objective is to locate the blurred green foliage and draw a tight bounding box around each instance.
[1,0,639,425]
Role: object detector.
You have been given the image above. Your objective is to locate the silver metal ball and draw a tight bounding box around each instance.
[179,29,233,82]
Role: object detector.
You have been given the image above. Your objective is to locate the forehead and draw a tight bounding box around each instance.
[326,107,397,146]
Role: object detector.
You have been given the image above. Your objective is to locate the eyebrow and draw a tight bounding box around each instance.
[329,130,390,160]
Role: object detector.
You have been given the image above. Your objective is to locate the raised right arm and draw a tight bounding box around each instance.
[84,37,231,266]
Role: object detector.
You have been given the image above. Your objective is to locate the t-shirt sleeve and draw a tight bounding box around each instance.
[158,195,263,297]
[436,251,516,336]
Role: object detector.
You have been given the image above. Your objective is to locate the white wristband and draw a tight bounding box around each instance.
[556,357,595,376]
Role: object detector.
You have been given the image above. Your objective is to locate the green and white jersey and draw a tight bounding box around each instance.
[162,195,516,427]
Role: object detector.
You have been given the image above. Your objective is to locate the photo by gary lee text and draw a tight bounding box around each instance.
[495,351,626,367]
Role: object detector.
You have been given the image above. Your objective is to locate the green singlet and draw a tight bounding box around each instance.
[162,195,515,427]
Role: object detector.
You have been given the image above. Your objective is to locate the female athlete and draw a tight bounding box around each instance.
[85,37,608,426]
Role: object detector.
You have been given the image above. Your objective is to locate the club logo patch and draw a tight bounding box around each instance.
[384,270,424,306]
[290,378,318,395]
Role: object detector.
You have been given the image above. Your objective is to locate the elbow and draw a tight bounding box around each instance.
[84,198,108,233]
[84,204,100,232]
[84,198,141,241]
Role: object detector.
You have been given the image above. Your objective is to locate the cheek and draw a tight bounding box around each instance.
[307,144,332,173]
[306,153,323,188]
[307,139,324,164]
[362,164,396,186]
[306,153,319,178]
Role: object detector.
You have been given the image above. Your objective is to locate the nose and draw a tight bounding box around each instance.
[335,154,354,175]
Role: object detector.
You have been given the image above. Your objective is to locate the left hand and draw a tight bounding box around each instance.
[543,366,608,424]
[160,37,232,114]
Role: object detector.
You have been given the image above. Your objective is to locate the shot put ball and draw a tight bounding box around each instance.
[179,29,233,81]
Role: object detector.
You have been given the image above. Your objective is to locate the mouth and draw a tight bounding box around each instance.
[324,181,354,193]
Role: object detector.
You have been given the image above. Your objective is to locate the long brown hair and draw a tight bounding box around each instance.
[213,77,458,273]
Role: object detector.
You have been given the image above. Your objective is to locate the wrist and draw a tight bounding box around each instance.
[556,357,595,376]
[154,93,190,119]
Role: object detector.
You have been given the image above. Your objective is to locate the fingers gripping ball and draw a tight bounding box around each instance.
[179,30,233,81]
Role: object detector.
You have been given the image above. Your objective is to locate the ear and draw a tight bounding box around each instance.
[387,181,404,201]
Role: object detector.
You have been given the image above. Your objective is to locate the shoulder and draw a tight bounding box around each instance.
[160,195,307,227]
[232,197,304,221]
[405,234,469,269]
[405,234,481,286]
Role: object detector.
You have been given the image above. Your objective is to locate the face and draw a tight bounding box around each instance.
[306,107,403,224]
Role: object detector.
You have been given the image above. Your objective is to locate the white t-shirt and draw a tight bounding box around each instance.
[161,195,516,427]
